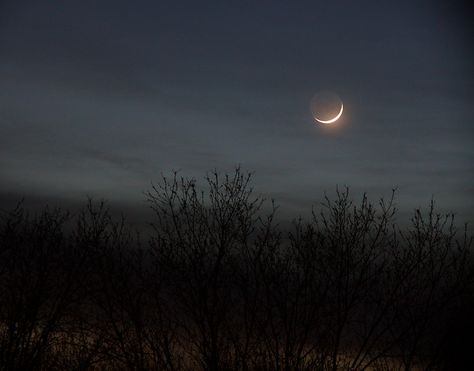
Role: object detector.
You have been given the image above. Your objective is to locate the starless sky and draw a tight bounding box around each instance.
[0,0,473,222]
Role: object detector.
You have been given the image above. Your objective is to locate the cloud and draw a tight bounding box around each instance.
[81,149,146,173]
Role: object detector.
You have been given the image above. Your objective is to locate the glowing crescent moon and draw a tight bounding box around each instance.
[314,103,343,124]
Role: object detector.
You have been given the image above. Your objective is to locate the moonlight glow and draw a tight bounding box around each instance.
[310,92,344,125]
[314,103,343,124]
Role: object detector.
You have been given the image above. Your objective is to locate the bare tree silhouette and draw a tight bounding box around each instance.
[0,169,472,370]
[0,205,93,370]
[146,168,270,371]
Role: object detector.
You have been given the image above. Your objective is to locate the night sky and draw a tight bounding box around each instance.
[1,1,472,222]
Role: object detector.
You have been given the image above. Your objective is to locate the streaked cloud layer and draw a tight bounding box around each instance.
[1,0,472,221]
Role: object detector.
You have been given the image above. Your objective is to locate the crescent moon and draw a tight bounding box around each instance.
[314,103,343,124]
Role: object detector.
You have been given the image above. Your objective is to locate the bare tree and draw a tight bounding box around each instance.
[146,168,268,371]
[387,203,472,370]
[0,170,472,370]
[0,205,91,370]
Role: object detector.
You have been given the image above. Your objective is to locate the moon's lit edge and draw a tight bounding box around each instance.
[314,103,343,124]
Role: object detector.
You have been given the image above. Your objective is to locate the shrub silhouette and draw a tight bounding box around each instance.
[0,168,472,370]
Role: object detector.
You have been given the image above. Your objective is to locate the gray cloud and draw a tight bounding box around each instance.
[0,0,472,225]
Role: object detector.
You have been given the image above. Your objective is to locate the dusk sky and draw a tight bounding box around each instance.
[1,0,472,222]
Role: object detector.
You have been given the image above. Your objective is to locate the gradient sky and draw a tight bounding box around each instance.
[1,0,473,223]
